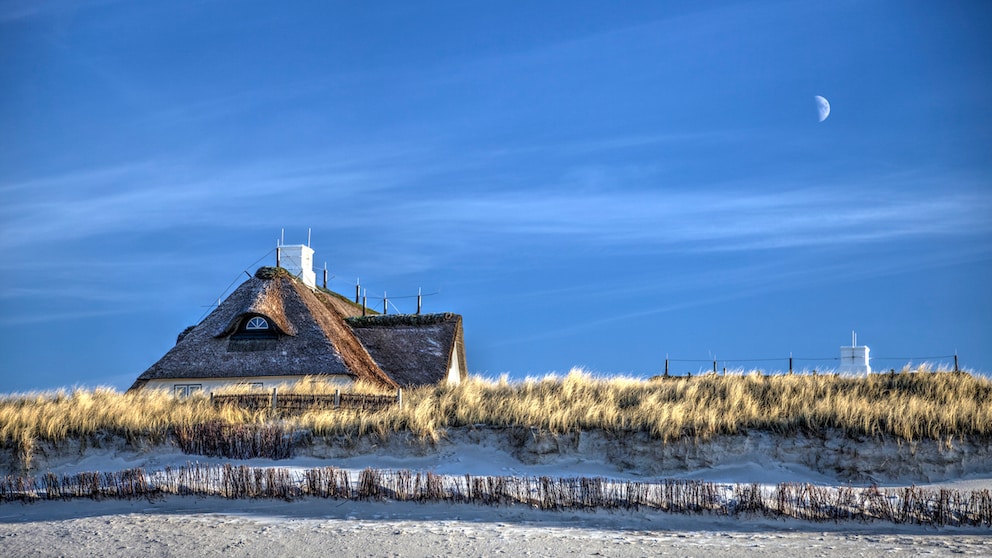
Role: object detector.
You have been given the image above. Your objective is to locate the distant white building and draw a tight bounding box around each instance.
[838,331,871,375]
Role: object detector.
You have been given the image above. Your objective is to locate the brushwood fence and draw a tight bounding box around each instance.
[1,464,990,528]
[211,388,401,414]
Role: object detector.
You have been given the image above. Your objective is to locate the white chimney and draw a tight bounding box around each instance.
[838,330,871,375]
[279,244,316,289]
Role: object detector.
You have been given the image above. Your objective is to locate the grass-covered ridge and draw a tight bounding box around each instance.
[2,368,990,466]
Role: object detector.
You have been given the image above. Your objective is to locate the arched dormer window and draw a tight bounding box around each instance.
[231,314,278,340]
[246,316,269,330]
[228,314,278,352]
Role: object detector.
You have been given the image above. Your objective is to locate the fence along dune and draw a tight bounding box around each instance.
[2,368,991,469]
[2,464,990,528]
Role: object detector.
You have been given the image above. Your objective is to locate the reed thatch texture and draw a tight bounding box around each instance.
[212,272,296,337]
[347,313,468,387]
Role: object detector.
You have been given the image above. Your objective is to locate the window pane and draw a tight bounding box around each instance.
[246,317,269,330]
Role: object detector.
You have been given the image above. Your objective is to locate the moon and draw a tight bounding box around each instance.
[814,95,830,122]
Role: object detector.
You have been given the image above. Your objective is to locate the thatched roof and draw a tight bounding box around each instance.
[347,313,468,387]
[129,267,466,391]
[129,267,396,391]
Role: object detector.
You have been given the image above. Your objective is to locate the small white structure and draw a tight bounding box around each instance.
[278,243,316,289]
[839,331,871,375]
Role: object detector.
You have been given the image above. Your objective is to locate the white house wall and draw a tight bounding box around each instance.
[141,375,354,396]
[446,348,461,385]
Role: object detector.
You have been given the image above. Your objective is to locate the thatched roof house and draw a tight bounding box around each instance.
[129,259,467,395]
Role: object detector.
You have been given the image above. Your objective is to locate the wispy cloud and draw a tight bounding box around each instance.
[0,157,398,249]
[393,184,992,254]
[0,307,133,327]
[3,152,989,266]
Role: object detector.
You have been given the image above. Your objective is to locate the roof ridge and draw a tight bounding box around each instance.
[287,278,399,390]
[347,313,457,328]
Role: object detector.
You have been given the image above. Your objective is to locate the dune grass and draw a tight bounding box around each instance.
[2,367,990,469]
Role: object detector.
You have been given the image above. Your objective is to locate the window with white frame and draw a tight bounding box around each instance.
[174,384,203,398]
[245,316,269,330]
[231,315,278,340]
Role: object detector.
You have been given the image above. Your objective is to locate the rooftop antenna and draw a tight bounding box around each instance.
[852,330,857,347]
[280,228,285,246]
[307,227,311,247]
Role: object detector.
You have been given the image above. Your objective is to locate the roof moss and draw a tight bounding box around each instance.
[314,285,380,316]
[255,266,291,280]
[346,313,456,328]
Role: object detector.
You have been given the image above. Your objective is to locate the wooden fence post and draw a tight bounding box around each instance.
[954,354,959,372]
[334,389,340,408]
[271,388,278,411]
[396,388,403,410]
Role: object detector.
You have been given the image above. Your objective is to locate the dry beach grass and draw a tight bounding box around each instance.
[2,367,990,471]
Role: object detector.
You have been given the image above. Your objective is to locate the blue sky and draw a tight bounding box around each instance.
[1,1,990,391]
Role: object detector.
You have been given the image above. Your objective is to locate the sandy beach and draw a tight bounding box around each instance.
[3,497,991,558]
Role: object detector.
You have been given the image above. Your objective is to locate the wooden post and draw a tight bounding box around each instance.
[334,389,340,408]
[323,264,328,289]
[664,358,669,378]
[396,388,403,410]
[713,360,717,374]
[362,294,367,316]
[271,388,278,411]
[417,289,422,315]
[355,279,361,303]
[383,292,388,314]
[789,356,793,374]
[954,354,959,372]
[276,246,281,268]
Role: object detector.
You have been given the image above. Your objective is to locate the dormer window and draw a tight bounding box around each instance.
[230,314,278,345]
[228,314,278,352]
[246,317,269,330]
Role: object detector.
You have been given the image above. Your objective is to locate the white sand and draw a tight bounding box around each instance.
[2,497,990,557]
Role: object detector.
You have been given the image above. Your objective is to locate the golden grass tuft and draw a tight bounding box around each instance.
[2,368,990,469]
